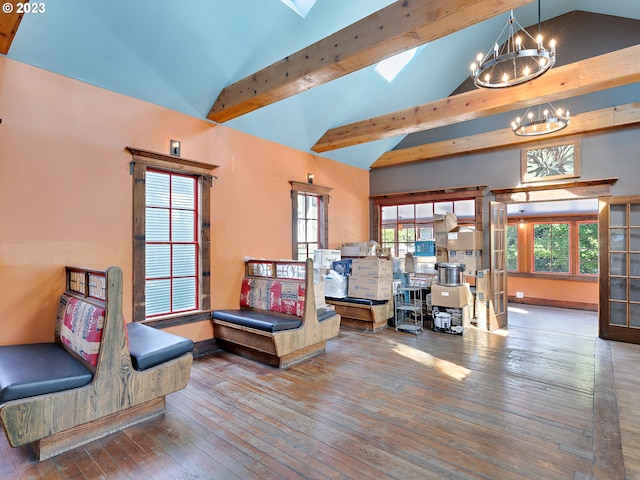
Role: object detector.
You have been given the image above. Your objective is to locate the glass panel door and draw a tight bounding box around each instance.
[490,201,508,329]
[599,197,640,343]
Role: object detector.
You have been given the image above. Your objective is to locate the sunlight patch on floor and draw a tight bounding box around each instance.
[389,341,471,380]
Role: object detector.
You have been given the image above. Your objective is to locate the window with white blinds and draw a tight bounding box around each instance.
[145,170,198,317]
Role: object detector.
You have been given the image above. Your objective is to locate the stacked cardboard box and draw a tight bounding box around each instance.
[445,226,484,280]
[347,257,392,301]
[434,212,457,248]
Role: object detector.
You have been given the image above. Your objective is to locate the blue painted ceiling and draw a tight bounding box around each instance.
[6,0,640,170]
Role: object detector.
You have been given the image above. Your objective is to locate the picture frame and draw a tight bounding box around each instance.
[521,140,581,183]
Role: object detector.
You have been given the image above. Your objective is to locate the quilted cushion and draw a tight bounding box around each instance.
[127,322,194,371]
[0,343,93,403]
[213,310,302,332]
[239,277,305,316]
[56,294,105,367]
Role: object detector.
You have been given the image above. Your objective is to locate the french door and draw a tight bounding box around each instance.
[599,196,640,344]
[490,201,508,329]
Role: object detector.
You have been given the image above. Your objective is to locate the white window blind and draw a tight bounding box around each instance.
[145,170,198,317]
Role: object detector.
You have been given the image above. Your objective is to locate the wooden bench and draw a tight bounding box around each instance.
[326,297,393,331]
[0,266,194,460]
[212,258,341,368]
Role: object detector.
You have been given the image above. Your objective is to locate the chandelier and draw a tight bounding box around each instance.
[511,103,569,136]
[470,9,556,88]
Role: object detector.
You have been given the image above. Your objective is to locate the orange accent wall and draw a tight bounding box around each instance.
[0,57,370,345]
[508,276,598,308]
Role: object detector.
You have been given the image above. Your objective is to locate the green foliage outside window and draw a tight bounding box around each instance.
[579,223,599,274]
[534,223,570,273]
[507,225,518,271]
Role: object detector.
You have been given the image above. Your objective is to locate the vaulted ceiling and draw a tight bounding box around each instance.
[2,0,640,170]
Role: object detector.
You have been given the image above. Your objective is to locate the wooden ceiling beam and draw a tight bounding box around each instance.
[312,44,640,153]
[207,0,532,123]
[0,2,24,54]
[371,102,640,168]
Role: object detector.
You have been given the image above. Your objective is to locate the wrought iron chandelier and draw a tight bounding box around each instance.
[511,103,569,136]
[470,8,556,88]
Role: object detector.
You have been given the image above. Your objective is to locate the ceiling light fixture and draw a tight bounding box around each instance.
[511,102,569,136]
[470,3,555,88]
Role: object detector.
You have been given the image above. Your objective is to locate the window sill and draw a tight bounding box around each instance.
[508,272,598,283]
[140,310,213,329]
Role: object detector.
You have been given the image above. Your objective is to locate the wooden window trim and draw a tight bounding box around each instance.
[128,147,218,326]
[289,181,332,259]
[372,185,486,244]
[508,215,599,281]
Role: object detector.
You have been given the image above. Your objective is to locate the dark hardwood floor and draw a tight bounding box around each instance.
[2,305,639,479]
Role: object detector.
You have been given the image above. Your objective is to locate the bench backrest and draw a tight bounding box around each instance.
[56,294,106,369]
[239,277,305,317]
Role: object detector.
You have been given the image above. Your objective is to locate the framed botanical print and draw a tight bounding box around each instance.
[521,140,581,183]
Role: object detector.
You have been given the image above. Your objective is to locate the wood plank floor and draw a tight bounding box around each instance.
[2,304,639,479]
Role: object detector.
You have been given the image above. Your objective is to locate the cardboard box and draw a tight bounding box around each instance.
[351,257,392,278]
[436,247,448,264]
[340,242,371,257]
[448,250,483,277]
[435,231,448,247]
[314,249,341,269]
[447,227,483,251]
[347,275,392,301]
[431,283,473,309]
[434,212,457,233]
[476,269,491,301]
[474,298,488,330]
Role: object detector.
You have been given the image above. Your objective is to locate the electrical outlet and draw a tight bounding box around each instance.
[516,291,524,298]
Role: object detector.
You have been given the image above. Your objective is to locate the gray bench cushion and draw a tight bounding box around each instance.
[127,322,194,371]
[0,343,93,403]
[213,310,302,333]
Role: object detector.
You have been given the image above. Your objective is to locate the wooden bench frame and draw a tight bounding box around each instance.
[212,258,341,368]
[326,298,393,331]
[0,266,193,460]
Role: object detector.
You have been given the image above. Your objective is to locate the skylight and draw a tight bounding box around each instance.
[280,0,317,18]
[374,47,419,82]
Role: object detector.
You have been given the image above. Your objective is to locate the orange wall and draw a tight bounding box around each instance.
[0,57,370,345]
[508,276,598,308]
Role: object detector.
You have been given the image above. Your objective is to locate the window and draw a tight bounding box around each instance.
[290,181,331,260]
[296,192,320,260]
[374,47,420,82]
[578,222,599,274]
[533,223,570,273]
[128,147,217,324]
[145,170,198,317]
[380,199,476,257]
[509,218,598,277]
[507,224,519,271]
